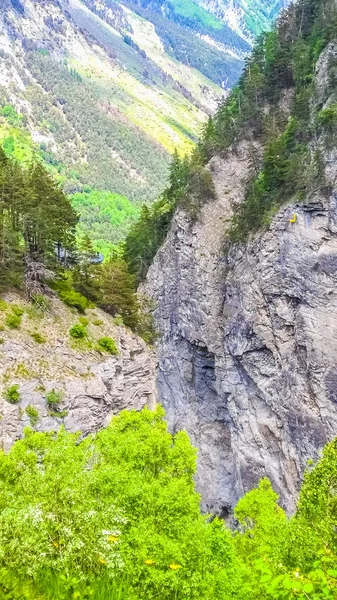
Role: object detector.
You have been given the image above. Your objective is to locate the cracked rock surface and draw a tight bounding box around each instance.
[144,44,337,513]
[0,294,156,450]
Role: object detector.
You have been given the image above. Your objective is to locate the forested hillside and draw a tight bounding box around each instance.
[124,0,336,281]
[0,0,285,254]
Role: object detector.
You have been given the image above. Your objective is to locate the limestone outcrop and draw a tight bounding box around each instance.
[0,293,156,450]
[144,43,337,514]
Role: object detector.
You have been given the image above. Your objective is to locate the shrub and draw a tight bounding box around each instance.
[317,104,337,129]
[0,299,8,311]
[48,409,68,418]
[5,314,21,329]
[5,384,20,404]
[11,305,24,317]
[25,405,39,426]
[113,315,124,326]
[92,319,103,326]
[59,289,89,313]
[30,331,46,344]
[69,323,87,339]
[45,389,63,409]
[79,316,89,327]
[97,337,118,355]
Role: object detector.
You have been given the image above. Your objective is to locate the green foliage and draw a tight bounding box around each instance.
[59,288,90,313]
[5,314,21,329]
[79,316,89,327]
[93,318,104,326]
[72,190,139,253]
[99,256,139,330]
[0,148,78,296]
[124,150,191,282]
[69,323,87,339]
[1,407,337,598]
[45,389,63,410]
[30,331,46,344]
[11,304,24,317]
[0,407,249,599]
[192,0,337,241]
[5,384,20,404]
[25,405,39,426]
[72,235,101,304]
[96,337,118,355]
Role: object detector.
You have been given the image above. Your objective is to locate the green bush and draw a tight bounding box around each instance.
[5,384,20,404]
[25,405,39,426]
[317,104,337,129]
[59,289,89,313]
[45,389,63,410]
[97,337,118,355]
[79,316,89,327]
[30,331,46,344]
[69,323,87,339]
[11,305,24,317]
[0,299,8,311]
[5,314,21,329]
[92,318,104,326]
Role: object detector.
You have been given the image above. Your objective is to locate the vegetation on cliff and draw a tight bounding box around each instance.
[124,0,337,281]
[0,149,154,341]
[0,406,336,599]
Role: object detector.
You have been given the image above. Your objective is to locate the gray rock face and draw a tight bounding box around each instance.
[144,45,337,514]
[0,297,156,450]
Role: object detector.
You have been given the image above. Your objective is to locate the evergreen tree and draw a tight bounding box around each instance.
[100,256,139,330]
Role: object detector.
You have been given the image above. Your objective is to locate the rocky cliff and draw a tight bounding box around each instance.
[0,293,156,451]
[144,40,337,514]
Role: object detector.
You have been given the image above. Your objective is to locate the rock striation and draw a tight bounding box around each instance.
[144,43,337,514]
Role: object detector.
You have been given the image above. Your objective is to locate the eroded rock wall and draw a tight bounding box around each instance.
[144,43,337,513]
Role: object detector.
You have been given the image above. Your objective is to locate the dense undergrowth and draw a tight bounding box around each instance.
[0,406,336,599]
[123,0,337,282]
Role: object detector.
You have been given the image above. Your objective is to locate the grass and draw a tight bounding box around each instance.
[30,331,46,344]
[45,389,63,410]
[5,314,21,329]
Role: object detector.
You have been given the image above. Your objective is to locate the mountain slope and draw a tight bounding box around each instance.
[0,0,287,254]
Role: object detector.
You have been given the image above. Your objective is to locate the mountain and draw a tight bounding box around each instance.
[0,0,286,253]
[141,0,337,513]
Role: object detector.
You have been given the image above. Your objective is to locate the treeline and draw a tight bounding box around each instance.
[1,406,337,599]
[0,147,77,296]
[0,150,154,342]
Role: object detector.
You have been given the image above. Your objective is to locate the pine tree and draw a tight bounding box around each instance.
[100,256,139,330]
[73,235,102,303]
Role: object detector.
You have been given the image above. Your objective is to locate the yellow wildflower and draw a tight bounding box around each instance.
[99,557,106,564]
[144,559,156,566]
[169,564,181,570]
[52,541,59,548]
[108,535,119,543]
